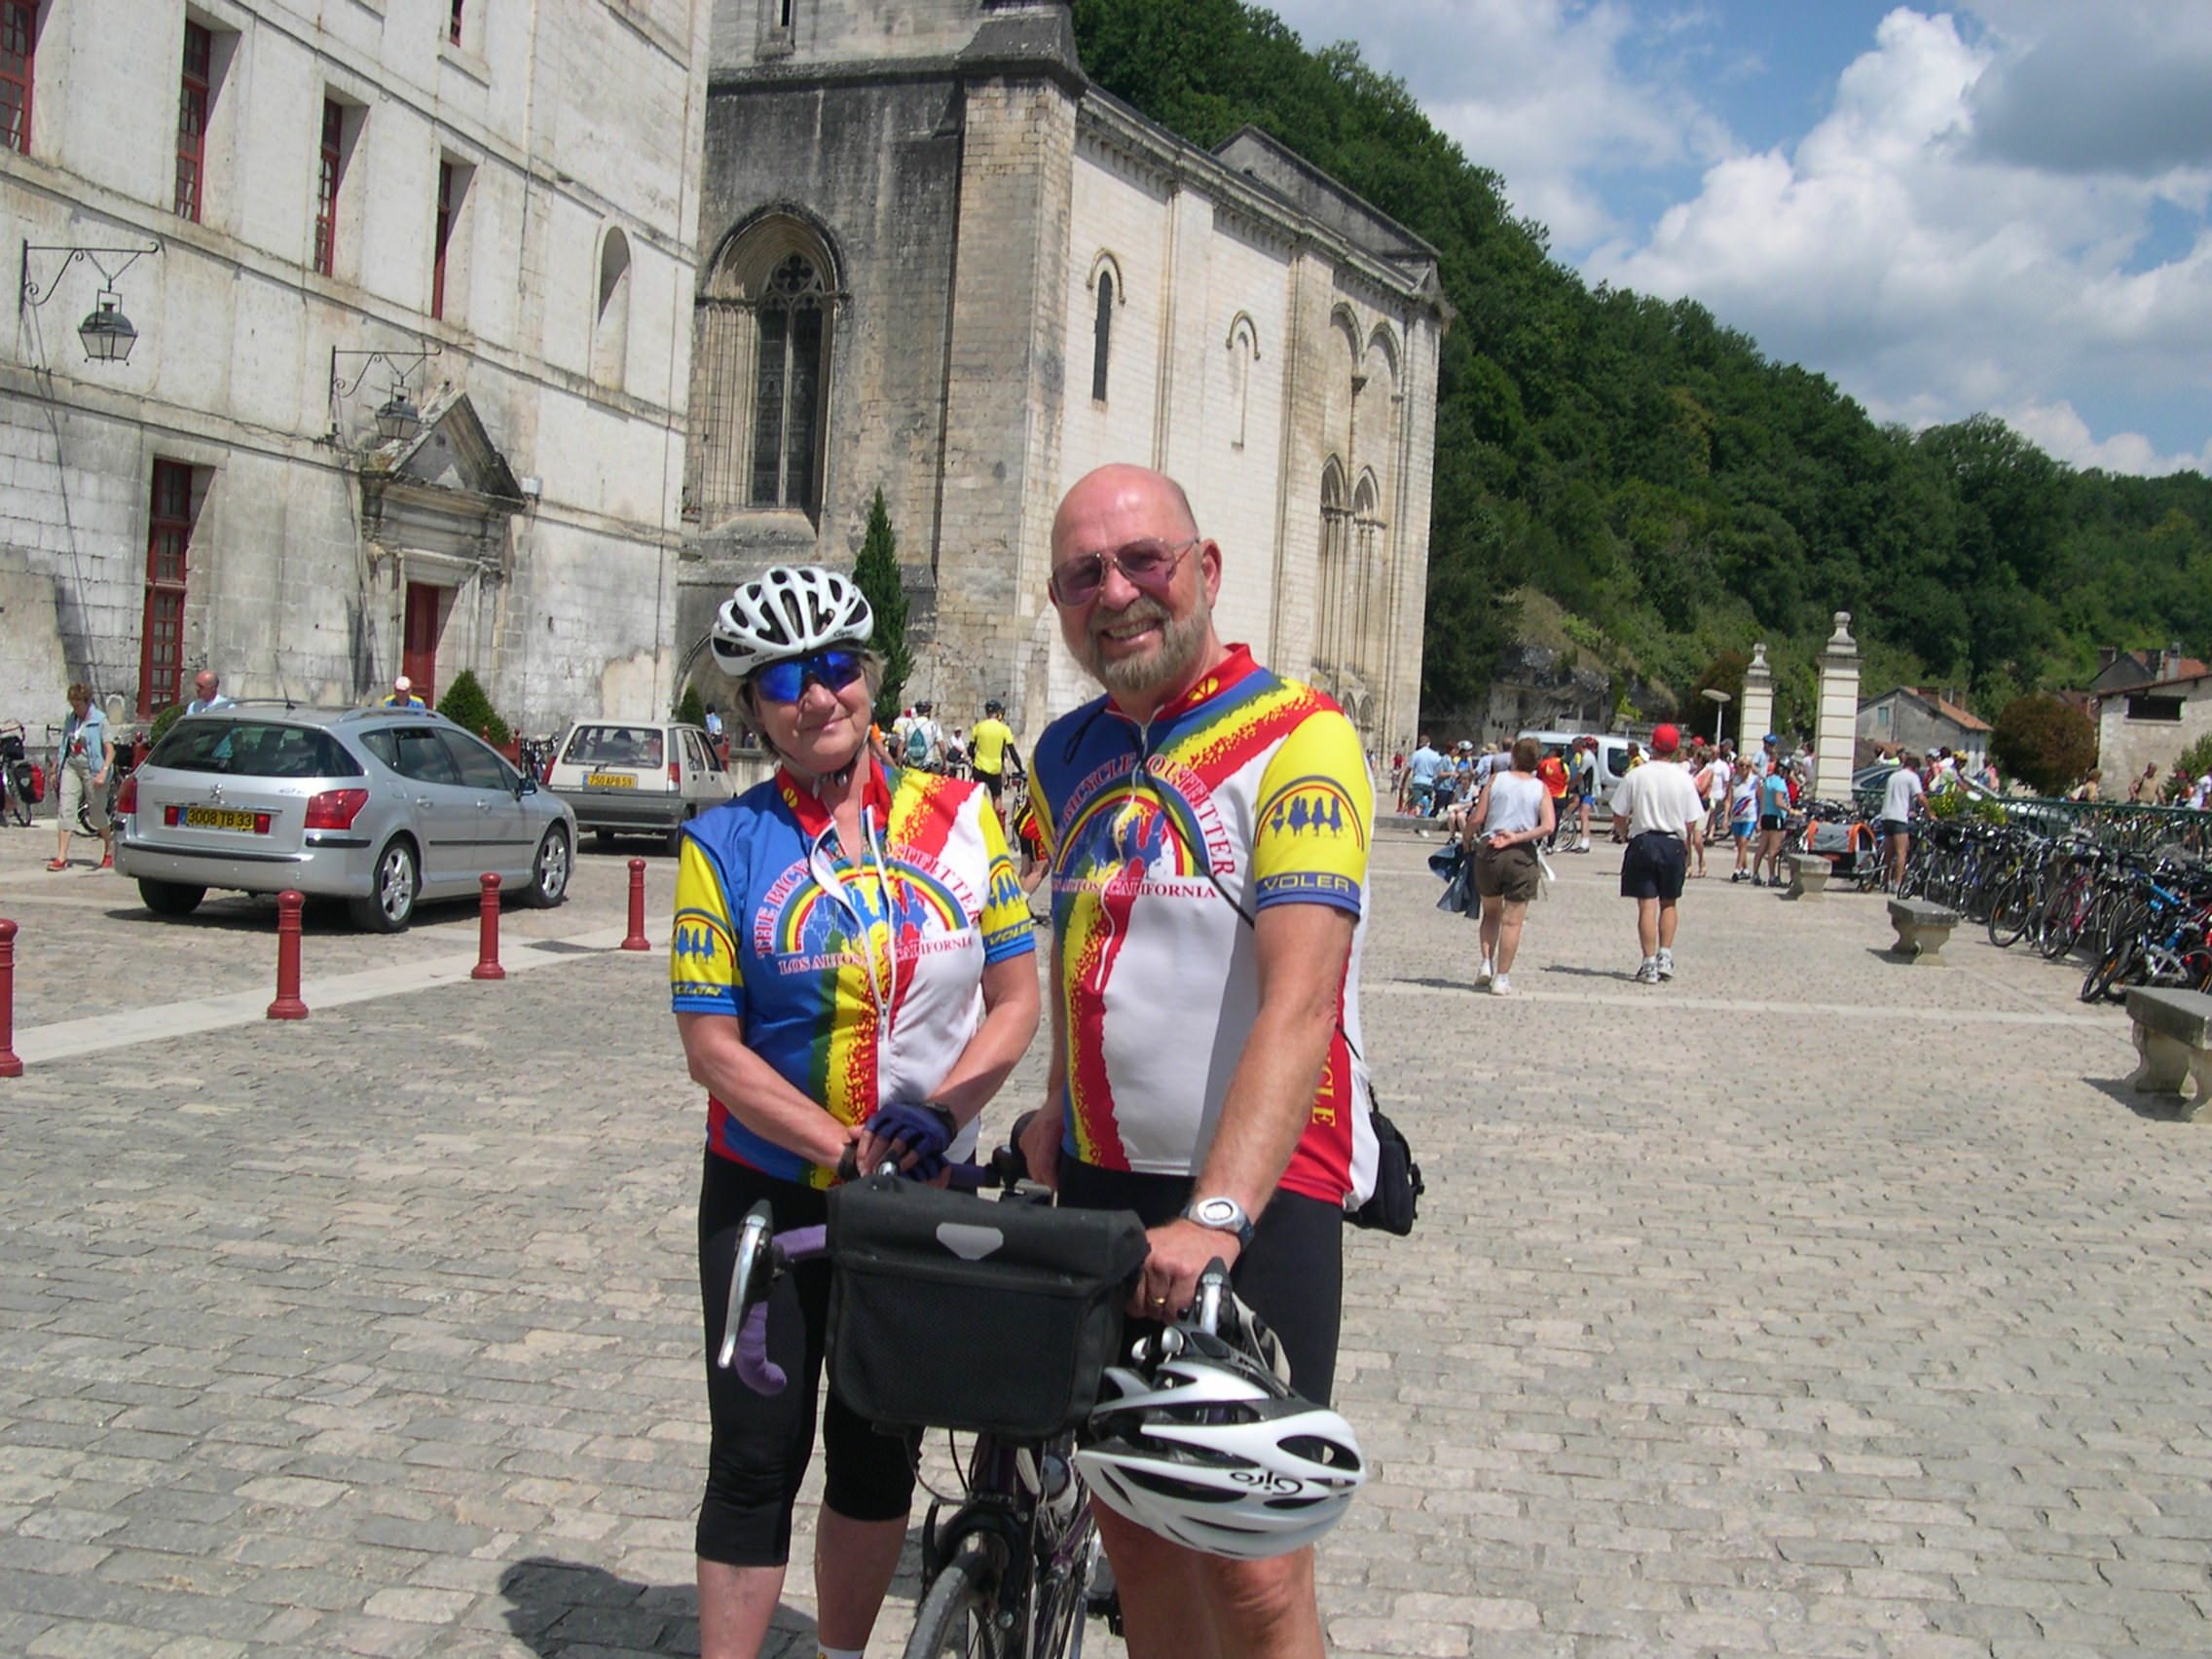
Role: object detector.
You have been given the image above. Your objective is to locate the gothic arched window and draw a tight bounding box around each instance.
[686,216,838,525]
[750,252,827,509]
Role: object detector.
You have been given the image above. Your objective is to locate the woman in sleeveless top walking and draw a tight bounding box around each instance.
[1462,735,1554,996]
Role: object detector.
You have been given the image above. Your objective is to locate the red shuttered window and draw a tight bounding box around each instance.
[0,0,34,156]
[431,162,456,318]
[313,98,342,276]
[139,463,195,717]
[175,23,211,221]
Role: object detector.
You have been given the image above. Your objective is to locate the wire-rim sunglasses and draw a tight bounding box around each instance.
[1048,537,1199,607]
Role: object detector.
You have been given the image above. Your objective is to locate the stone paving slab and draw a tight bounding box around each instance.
[2,837,2209,1656]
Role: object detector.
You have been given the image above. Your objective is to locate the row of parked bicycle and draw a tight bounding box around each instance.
[1893,814,2212,1000]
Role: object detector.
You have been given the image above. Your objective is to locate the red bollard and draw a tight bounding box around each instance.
[621,857,650,951]
[267,890,309,1020]
[0,918,21,1077]
[472,872,505,980]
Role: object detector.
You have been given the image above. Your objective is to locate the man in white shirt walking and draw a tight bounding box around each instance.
[1608,722,1706,984]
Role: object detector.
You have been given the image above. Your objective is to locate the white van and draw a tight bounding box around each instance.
[1516,730,1635,813]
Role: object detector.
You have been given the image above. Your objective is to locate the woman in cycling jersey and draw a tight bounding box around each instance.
[671,567,1041,1659]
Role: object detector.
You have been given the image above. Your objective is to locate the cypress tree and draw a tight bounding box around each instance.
[854,488,913,723]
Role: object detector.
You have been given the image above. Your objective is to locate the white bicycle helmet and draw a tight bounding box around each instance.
[1076,1328,1365,1560]
[711,566,873,679]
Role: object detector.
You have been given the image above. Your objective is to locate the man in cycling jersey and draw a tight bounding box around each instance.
[1021,462,1375,1659]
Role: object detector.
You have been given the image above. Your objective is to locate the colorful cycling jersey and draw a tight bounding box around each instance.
[1029,645,1377,1209]
[670,759,1034,1187]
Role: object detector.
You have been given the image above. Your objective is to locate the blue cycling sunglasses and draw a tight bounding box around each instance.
[754,648,867,704]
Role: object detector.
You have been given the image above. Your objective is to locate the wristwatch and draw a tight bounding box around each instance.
[1182,1195,1256,1249]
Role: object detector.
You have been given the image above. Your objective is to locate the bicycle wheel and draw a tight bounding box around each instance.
[904,1535,1012,1659]
[5,770,27,827]
[2039,882,2088,960]
[2082,929,2139,1005]
[1026,1526,1097,1659]
[1985,876,2033,948]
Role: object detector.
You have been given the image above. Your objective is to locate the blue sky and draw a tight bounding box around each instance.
[1258,1,2212,475]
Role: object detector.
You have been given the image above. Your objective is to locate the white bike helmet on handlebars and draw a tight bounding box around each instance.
[711,566,873,679]
[1076,1328,1365,1560]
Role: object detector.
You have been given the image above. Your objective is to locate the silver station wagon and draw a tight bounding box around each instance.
[114,705,575,931]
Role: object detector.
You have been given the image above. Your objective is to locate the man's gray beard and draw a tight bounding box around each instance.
[1081,599,1212,701]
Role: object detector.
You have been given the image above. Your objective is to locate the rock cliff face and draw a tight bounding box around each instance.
[1426,639,1684,745]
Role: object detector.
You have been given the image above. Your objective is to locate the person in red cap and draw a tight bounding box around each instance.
[1605,722,1704,983]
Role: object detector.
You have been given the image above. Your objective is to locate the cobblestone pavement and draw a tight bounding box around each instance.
[4,828,2210,1657]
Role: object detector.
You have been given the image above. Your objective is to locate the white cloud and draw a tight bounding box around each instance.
[2004,400,2212,478]
[1584,8,2212,473]
[1259,0,1731,246]
[1259,0,2212,472]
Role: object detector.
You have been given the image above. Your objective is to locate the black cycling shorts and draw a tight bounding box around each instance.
[695,1151,916,1567]
[1056,1159,1344,1406]
[975,766,1004,801]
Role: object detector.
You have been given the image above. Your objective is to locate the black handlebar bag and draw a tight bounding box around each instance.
[826,1175,1149,1439]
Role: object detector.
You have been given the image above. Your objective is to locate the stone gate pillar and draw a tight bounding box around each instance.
[1816,612,1860,801]
[1739,643,1775,757]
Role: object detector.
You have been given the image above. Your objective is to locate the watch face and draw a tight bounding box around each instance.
[1193,1198,1244,1230]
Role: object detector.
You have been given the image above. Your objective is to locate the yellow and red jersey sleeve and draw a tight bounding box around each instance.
[1250,706,1371,915]
[670,833,744,1017]
[976,799,1036,964]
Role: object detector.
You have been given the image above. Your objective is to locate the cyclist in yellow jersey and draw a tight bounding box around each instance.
[967,699,1016,805]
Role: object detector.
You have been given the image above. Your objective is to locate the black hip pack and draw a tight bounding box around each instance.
[826,1176,1149,1440]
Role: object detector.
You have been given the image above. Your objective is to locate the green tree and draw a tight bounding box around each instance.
[854,488,913,724]
[436,669,511,747]
[1990,695,2095,796]
[675,683,706,727]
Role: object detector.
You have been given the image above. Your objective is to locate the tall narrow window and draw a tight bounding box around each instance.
[1227,315,1258,449]
[431,163,457,318]
[749,252,826,510]
[449,0,465,47]
[1317,462,1347,674]
[139,463,195,716]
[0,0,34,156]
[1090,274,1113,403]
[593,228,633,391]
[175,22,211,221]
[313,98,343,276]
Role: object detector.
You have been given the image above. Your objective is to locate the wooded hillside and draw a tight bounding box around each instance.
[1072,0,2212,730]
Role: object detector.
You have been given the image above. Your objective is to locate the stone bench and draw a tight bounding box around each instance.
[2123,987,2212,1113]
[1887,898,1958,963]
[1783,853,1829,901]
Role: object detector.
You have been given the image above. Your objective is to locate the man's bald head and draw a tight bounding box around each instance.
[1051,464,1198,558]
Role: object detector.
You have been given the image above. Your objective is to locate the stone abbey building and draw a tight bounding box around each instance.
[681,0,1445,754]
[2,0,1440,752]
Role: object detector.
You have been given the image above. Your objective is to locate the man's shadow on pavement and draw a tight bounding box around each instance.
[498,1556,817,1659]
